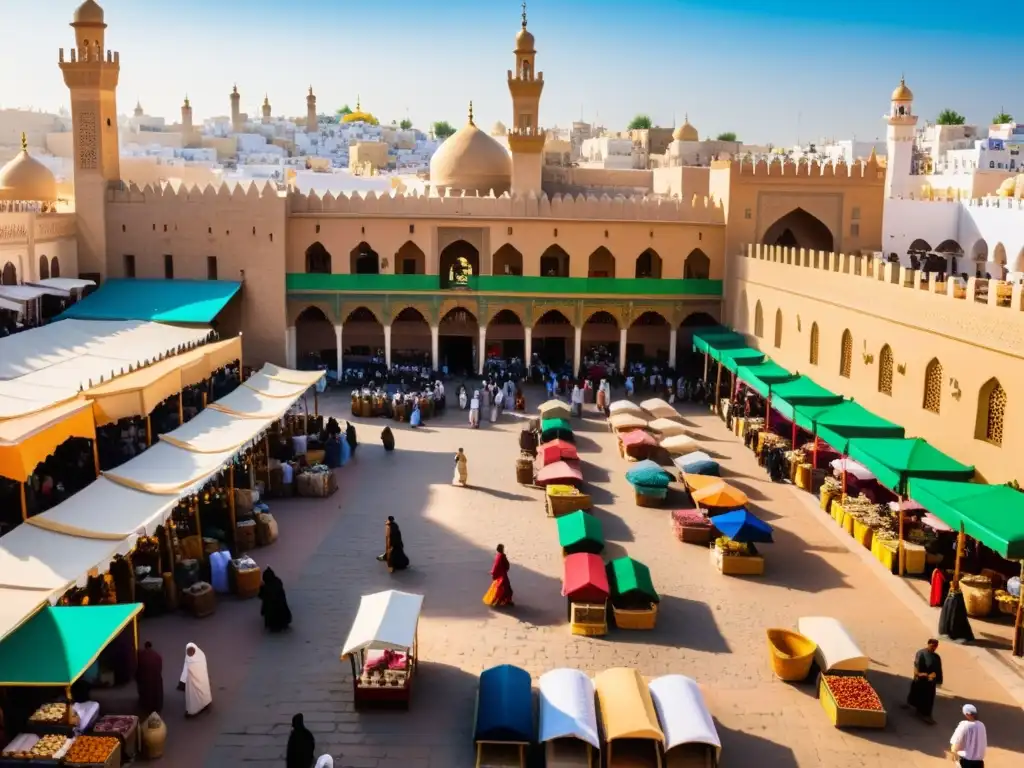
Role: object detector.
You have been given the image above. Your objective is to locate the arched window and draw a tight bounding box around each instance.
[809,322,819,365]
[878,345,893,395]
[753,301,764,338]
[923,358,942,413]
[305,242,332,274]
[976,378,1006,445]
[50,257,59,278]
[773,309,783,349]
[39,256,49,280]
[839,330,852,378]
[683,249,710,279]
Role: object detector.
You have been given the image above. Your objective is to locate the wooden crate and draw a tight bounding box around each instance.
[612,603,658,630]
[852,519,873,549]
[818,674,887,729]
[711,547,764,576]
[570,603,608,636]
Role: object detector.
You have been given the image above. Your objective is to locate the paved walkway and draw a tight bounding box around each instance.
[137,388,1023,767]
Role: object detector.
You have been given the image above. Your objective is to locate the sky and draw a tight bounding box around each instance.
[0,0,1014,146]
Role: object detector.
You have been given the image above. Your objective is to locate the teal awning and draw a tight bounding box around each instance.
[735,360,797,398]
[713,346,766,372]
[0,604,142,686]
[769,376,843,422]
[692,327,745,355]
[60,279,242,323]
[848,437,975,494]
[907,478,1024,559]
[793,400,905,452]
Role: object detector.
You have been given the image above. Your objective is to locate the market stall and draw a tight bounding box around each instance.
[710,509,773,577]
[538,439,579,465]
[562,553,610,636]
[625,460,672,507]
[557,511,605,556]
[607,557,659,630]
[539,400,572,421]
[688,481,747,515]
[546,485,593,518]
[659,435,701,456]
[646,418,687,438]
[609,413,649,434]
[536,461,584,489]
[540,418,575,444]
[593,667,665,767]
[608,400,645,416]
[538,668,599,768]
[619,430,657,462]
[473,664,533,768]
[340,590,424,709]
[639,399,680,421]
[648,674,721,767]
[672,452,719,477]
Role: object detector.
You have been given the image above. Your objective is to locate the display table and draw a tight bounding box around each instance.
[90,715,139,762]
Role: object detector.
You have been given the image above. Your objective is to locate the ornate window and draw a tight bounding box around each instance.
[78,111,98,170]
[753,301,764,338]
[923,358,942,413]
[839,330,853,378]
[773,310,783,348]
[976,378,1006,445]
[809,322,819,365]
[878,345,893,395]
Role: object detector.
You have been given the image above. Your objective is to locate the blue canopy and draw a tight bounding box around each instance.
[475,664,534,743]
[60,279,242,323]
[712,509,773,543]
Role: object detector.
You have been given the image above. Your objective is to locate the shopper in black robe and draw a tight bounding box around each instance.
[905,638,943,723]
[285,713,315,768]
[259,567,292,632]
[381,426,395,452]
[345,421,358,455]
[376,516,409,571]
[939,590,975,643]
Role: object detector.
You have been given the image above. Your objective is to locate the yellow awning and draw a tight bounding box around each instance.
[84,337,241,426]
[0,400,97,483]
[594,668,665,743]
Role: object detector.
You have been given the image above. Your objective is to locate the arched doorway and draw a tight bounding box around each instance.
[439,307,478,375]
[295,307,335,368]
[581,310,619,363]
[1,262,16,285]
[487,308,525,363]
[587,247,614,278]
[391,307,431,366]
[635,248,662,278]
[395,242,426,275]
[934,239,963,275]
[533,309,573,367]
[305,242,332,273]
[678,311,718,376]
[762,208,834,252]
[629,310,671,366]
[439,240,479,289]
[343,306,385,368]
[540,245,570,277]
[993,243,1008,277]
[492,244,523,276]
[39,256,49,280]
[350,242,380,274]
[50,257,59,279]
[971,239,988,272]
[683,249,710,279]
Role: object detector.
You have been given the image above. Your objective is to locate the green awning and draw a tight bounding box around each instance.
[847,437,975,494]
[907,478,1024,559]
[769,376,843,422]
[793,400,905,452]
[557,510,605,554]
[60,279,242,323]
[541,417,572,432]
[606,557,659,603]
[735,360,798,398]
[712,346,766,373]
[692,328,746,355]
[0,604,142,686]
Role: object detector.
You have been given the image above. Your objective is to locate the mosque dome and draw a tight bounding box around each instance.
[673,116,699,142]
[891,77,913,102]
[516,26,535,51]
[73,0,105,24]
[491,121,507,136]
[0,137,57,202]
[430,108,512,196]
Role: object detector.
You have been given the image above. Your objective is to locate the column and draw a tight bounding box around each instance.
[430,325,440,372]
[384,325,392,368]
[618,328,628,371]
[285,326,297,368]
[668,328,678,369]
[573,326,583,376]
[478,326,487,375]
[334,324,343,376]
[524,327,533,379]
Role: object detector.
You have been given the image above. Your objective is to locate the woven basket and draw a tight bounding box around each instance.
[960,575,994,617]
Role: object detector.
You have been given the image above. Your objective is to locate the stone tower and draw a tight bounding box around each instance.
[230,84,241,132]
[181,95,193,137]
[262,95,271,125]
[507,2,545,196]
[58,0,120,280]
[306,86,317,133]
[885,77,918,200]
[133,100,143,118]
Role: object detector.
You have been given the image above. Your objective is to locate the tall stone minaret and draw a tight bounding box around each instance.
[306,86,317,133]
[885,76,918,200]
[507,2,545,196]
[59,0,120,280]
[181,95,193,134]
[262,94,272,125]
[230,84,241,132]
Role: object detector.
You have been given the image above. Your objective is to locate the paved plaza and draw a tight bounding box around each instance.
[137,387,1024,767]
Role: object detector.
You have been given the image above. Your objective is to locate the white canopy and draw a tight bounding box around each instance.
[0,587,56,643]
[648,675,721,756]
[260,364,329,388]
[0,296,22,312]
[341,590,424,657]
[209,386,294,419]
[159,408,265,454]
[0,285,54,302]
[797,616,869,673]
[0,523,135,592]
[608,400,643,415]
[27,278,96,294]
[640,399,680,420]
[103,441,239,495]
[829,457,875,481]
[242,372,316,399]
[538,668,599,748]
[27,478,177,538]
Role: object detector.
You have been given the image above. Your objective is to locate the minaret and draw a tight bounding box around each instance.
[262,94,271,124]
[306,86,317,133]
[181,95,193,135]
[885,76,918,199]
[507,2,545,196]
[58,0,120,280]
[230,84,241,132]
[133,99,143,118]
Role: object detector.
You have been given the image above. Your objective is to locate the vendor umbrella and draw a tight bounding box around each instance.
[691,481,747,512]
[535,460,584,487]
[712,509,773,543]
[538,439,579,465]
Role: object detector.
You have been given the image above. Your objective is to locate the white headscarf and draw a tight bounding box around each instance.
[180,642,212,716]
[315,756,334,768]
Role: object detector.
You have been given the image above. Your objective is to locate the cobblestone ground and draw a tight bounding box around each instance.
[138,387,1024,768]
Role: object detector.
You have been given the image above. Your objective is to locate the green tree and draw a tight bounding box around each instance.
[336,104,352,116]
[627,114,653,130]
[993,110,1014,125]
[399,118,413,130]
[936,109,966,126]
[716,132,738,142]
[432,120,456,139]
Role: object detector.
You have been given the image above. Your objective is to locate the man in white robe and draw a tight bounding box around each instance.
[179,643,212,716]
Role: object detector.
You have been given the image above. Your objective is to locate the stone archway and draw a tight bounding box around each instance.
[934,239,963,275]
[492,244,524,277]
[1,262,16,285]
[581,310,619,362]
[762,208,834,252]
[395,242,426,275]
[533,309,573,367]
[295,306,335,367]
[350,242,380,274]
[540,245,571,278]
[342,306,385,363]
[629,310,671,365]
[391,307,431,365]
[635,248,662,279]
[439,240,479,289]
[587,246,615,278]
[683,248,710,279]
[39,256,49,280]
[50,257,59,278]
[439,306,479,375]
[305,241,332,273]
[678,311,719,376]
[972,239,988,265]
[487,308,525,362]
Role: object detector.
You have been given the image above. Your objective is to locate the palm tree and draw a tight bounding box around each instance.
[627,114,653,130]
[936,109,966,126]
[993,110,1013,125]
[432,121,456,139]
[716,132,738,142]
[399,118,413,130]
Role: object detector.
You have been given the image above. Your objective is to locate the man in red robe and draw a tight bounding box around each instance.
[136,641,164,714]
[483,544,514,608]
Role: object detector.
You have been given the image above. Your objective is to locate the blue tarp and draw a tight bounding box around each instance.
[475,664,534,743]
[60,279,242,323]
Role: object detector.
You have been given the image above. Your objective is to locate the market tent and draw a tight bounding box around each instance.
[341,590,424,657]
[608,400,644,415]
[538,668,599,747]
[606,557,659,604]
[769,376,843,422]
[681,473,725,493]
[27,278,96,294]
[648,675,721,759]
[797,617,869,673]
[541,417,572,432]
[647,417,688,437]
[562,553,610,603]
[241,371,318,399]
[735,360,798,398]
[0,588,57,643]
[102,441,240,494]
[208,386,294,420]
[713,509,773,543]
[557,510,605,555]
[906,478,1024,559]
[538,400,571,420]
[159,408,266,454]
[0,296,21,312]
[26,478,177,539]
[59,279,242,323]
[712,346,766,373]
[0,523,135,592]
[0,604,142,686]
[474,664,534,743]
[257,364,328,387]
[639,398,679,420]
[0,399,96,482]
[793,400,904,452]
[847,437,975,493]
[535,460,583,487]
[0,285,58,302]
[537,439,578,466]
[540,425,575,444]
[690,481,747,511]
[692,328,745,355]
[593,667,664,743]
[830,457,875,481]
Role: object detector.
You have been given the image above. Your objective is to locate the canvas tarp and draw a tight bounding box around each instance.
[159,408,265,454]
[260,364,334,388]
[710,346,766,372]
[793,400,905,453]
[0,588,56,644]
[209,386,297,419]
[0,523,135,592]
[241,371,318,399]
[0,400,97,482]
[735,360,797,398]
[594,668,664,742]
[103,441,241,495]
[691,328,745,355]
[847,437,975,493]
[907,478,1024,559]
[26,478,177,539]
[59,279,242,324]
[770,376,843,422]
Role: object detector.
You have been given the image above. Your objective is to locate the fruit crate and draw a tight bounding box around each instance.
[711,546,764,576]
[818,674,887,729]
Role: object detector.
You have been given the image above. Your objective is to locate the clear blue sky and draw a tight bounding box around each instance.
[0,0,1013,145]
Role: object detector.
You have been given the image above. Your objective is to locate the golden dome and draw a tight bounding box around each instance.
[491,121,507,136]
[673,116,698,142]
[0,136,57,202]
[430,105,512,195]
[516,27,535,51]
[891,77,913,102]
[73,0,105,24]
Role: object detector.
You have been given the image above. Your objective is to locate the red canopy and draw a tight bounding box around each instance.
[535,460,584,486]
[562,552,610,603]
[620,430,656,447]
[538,439,579,465]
